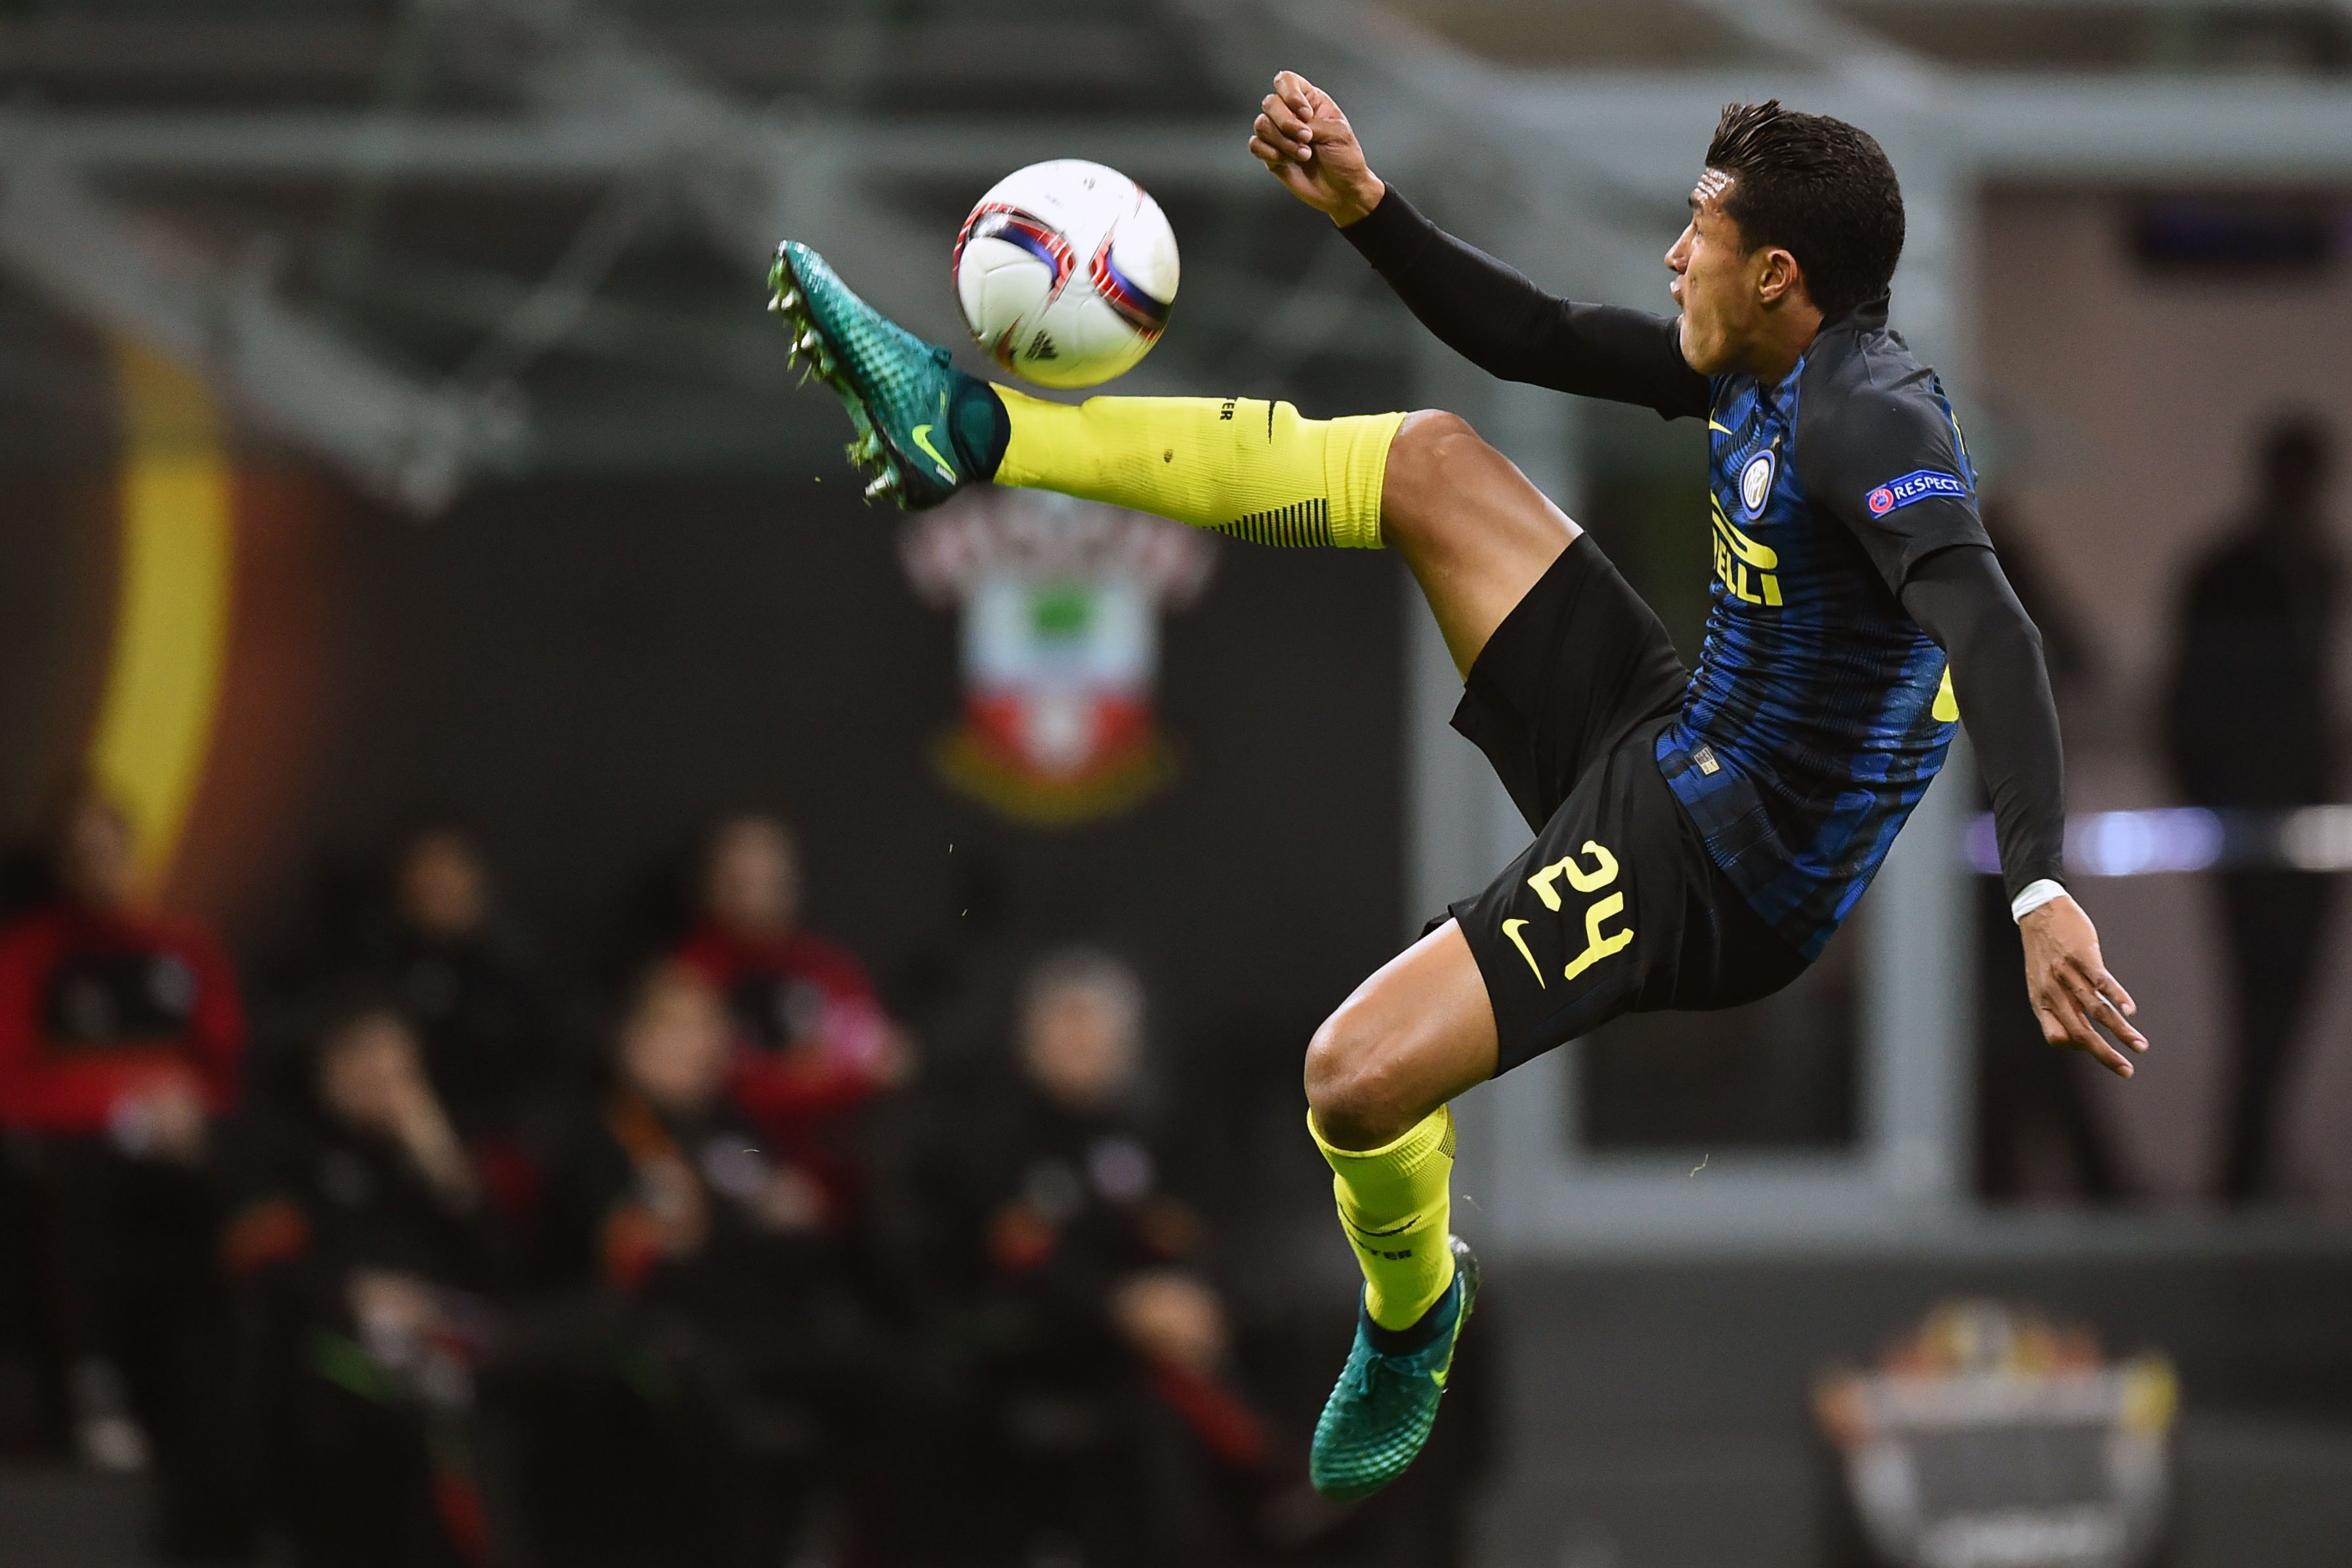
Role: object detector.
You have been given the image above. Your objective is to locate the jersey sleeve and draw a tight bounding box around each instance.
[1340,187,1711,421]
[1794,377,1991,593]
[1899,547,2069,900]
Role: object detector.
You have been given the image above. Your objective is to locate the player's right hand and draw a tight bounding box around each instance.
[1249,71,1386,226]
[2020,895,2147,1078]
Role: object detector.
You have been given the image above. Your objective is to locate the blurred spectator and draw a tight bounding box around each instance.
[2162,413,2342,1203]
[518,962,871,1568]
[901,948,1266,1568]
[220,999,497,1567]
[0,779,245,1554]
[346,824,573,1214]
[671,814,906,1212]
[1974,503,2122,1203]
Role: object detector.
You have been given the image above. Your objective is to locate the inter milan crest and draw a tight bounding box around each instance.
[900,492,1214,825]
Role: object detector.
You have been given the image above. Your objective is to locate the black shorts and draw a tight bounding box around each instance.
[1447,537,1808,1072]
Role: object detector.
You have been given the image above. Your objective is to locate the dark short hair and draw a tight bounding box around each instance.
[1705,101,1905,320]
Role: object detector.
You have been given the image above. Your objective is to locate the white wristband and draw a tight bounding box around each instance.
[2011,879,2069,923]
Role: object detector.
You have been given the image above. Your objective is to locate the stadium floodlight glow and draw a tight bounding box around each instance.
[1966,806,2259,877]
[2280,804,2352,871]
[2070,808,2225,877]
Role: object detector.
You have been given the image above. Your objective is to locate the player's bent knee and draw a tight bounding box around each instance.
[1304,1008,1418,1149]
[1380,409,1485,550]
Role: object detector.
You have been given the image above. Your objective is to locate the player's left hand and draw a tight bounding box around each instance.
[2019,895,2146,1077]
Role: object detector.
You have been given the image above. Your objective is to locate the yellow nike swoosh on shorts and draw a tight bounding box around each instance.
[1502,918,1545,987]
[910,423,956,483]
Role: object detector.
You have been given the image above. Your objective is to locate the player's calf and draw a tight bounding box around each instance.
[1300,925,1497,1499]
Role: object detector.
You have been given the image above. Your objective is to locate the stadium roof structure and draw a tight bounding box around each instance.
[2,0,2347,506]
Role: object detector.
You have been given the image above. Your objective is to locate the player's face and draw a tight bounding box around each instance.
[1666,172,1765,376]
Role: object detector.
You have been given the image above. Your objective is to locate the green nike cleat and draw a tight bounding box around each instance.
[1310,1237,1479,1503]
[768,241,980,510]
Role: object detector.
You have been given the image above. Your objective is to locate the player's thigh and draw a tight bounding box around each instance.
[1382,410,1581,676]
[1304,920,1499,1149]
[1449,724,1713,1071]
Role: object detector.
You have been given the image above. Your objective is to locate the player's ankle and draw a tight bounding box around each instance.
[1363,1277,1456,1351]
[950,375,1010,480]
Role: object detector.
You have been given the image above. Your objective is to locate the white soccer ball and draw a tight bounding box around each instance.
[953,159,1180,389]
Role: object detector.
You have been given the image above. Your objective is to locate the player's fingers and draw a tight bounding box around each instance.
[1254,111,1310,162]
[1274,71,1318,117]
[1260,94,1313,146]
[2065,962,2148,1053]
[2092,964,2139,1020]
[2068,1012,2136,1077]
[2069,1008,2136,1077]
[2040,995,2133,1078]
[2093,989,2149,1052]
[2080,1032,2135,1078]
[1248,139,1311,191]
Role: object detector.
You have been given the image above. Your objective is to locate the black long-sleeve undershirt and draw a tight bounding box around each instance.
[1901,545,2069,901]
[1339,186,1710,419]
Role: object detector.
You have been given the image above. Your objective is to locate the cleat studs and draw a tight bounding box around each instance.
[777,289,800,311]
[863,470,900,502]
[796,329,820,354]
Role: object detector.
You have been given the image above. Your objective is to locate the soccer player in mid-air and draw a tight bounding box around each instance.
[770,76,2149,1500]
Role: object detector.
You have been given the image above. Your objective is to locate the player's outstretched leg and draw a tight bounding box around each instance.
[1304,922,1498,1501]
[774,243,1574,667]
[775,241,1398,535]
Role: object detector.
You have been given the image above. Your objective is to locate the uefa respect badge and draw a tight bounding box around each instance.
[900,491,1215,825]
[1864,468,1970,517]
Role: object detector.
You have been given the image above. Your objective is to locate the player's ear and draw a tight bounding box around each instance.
[1756,246,1806,310]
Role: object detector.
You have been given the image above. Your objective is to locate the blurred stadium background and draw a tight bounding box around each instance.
[2,1,2351,1565]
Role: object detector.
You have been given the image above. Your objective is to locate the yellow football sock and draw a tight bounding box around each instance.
[1310,1105,1457,1331]
[993,386,1402,548]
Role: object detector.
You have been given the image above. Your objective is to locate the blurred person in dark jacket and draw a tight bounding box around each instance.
[900,948,1268,1568]
[0,779,245,1554]
[516,962,871,1568]
[220,997,498,1567]
[346,824,573,1219]
[670,813,907,1217]
[2163,413,2342,1202]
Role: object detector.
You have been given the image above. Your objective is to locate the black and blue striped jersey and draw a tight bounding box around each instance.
[1655,300,1986,958]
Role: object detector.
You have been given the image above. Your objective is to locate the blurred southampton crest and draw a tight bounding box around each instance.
[901,492,1215,825]
[1813,1300,2178,1568]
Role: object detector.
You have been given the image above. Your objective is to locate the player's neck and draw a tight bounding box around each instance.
[1739,300,1824,385]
